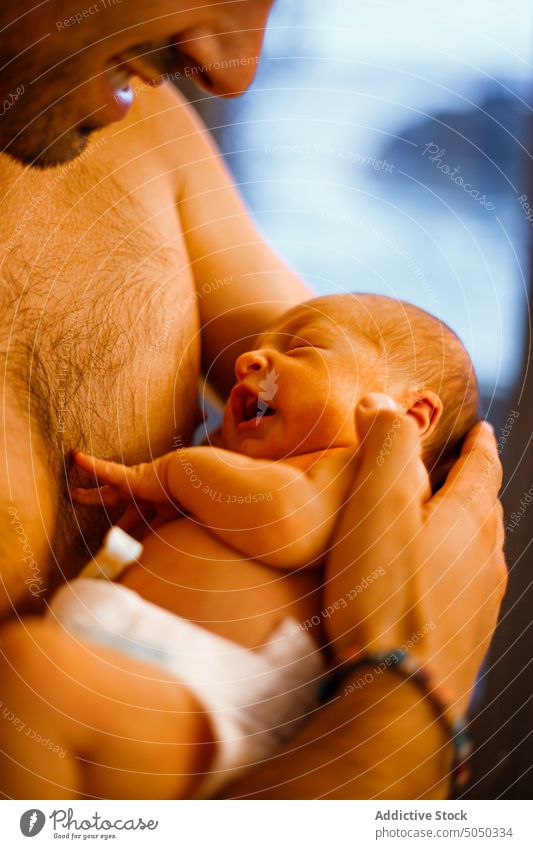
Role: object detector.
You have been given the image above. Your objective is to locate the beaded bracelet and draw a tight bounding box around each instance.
[318,646,473,790]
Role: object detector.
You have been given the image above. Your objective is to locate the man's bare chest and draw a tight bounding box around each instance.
[0,145,200,459]
[2,150,193,314]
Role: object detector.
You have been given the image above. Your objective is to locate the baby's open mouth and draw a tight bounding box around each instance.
[231,384,277,426]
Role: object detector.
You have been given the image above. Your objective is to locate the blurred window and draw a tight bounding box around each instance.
[201,0,533,401]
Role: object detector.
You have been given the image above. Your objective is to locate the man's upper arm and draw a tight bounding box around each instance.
[156,85,313,394]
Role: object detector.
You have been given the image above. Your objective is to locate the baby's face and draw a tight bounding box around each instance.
[222,300,378,460]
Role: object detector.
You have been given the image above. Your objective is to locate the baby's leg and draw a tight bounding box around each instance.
[119,518,323,649]
[0,617,214,799]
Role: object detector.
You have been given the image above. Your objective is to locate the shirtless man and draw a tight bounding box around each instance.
[0,0,506,798]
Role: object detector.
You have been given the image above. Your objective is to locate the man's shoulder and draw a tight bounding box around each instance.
[112,79,214,183]
[131,77,187,116]
[129,79,207,145]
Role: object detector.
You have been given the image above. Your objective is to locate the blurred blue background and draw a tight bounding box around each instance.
[191,0,533,404]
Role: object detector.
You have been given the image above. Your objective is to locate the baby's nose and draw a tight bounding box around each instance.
[235,350,269,380]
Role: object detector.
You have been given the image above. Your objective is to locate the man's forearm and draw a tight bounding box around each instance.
[224,670,452,799]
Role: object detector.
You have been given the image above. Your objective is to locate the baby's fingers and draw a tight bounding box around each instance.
[70,485,124,507]
[74,450,170,502]
[74,451,132,487]
[117,503,154,536]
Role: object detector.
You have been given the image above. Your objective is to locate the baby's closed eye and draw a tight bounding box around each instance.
[286,337,326,352]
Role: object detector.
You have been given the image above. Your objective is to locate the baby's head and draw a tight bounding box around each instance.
[222,294,479,484]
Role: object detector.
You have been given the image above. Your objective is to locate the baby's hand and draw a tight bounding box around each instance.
[73,451,170,501]
[71,451,185,533]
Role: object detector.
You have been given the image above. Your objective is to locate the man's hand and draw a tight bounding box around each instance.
[324,394,507,715]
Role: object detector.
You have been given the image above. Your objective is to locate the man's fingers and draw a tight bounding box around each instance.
[435,421,502,513]
[354,394,427,510]
[494,500,505,551]
[488,502,508,601]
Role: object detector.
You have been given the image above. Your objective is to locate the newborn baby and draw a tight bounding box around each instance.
[50,293,479,797]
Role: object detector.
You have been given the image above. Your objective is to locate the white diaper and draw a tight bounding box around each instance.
[47,536,324,797]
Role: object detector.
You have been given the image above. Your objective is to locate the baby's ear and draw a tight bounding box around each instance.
[405,389,443,440]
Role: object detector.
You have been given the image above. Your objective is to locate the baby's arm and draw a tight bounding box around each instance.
[74,446,358,569]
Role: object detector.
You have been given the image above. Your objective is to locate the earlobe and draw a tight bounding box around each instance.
[406,391,443,439]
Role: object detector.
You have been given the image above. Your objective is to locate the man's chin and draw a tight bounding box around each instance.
[4,126,93,169]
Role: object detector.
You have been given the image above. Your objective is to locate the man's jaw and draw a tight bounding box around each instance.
[3,39,212,168]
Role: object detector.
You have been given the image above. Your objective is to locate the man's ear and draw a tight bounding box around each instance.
[405,389,443,440]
